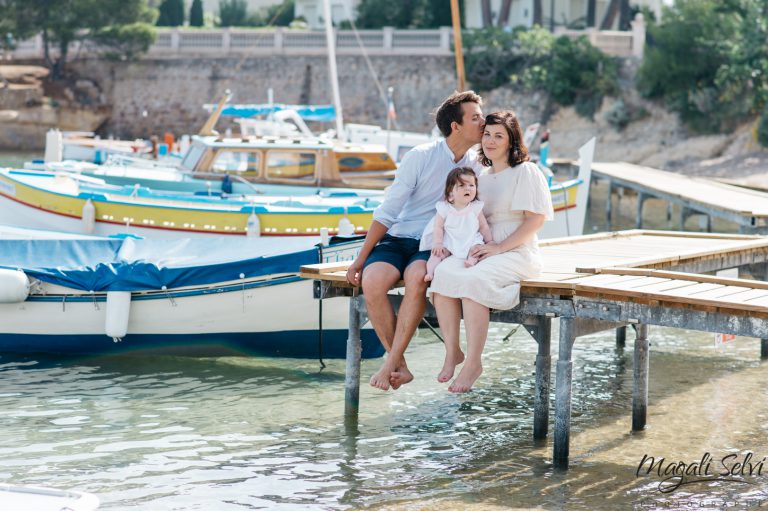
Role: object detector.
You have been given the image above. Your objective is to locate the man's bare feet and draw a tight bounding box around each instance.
[437,350,465,383]
[390,365,414,389]
[448,363,483,393]
[370,362,395,391]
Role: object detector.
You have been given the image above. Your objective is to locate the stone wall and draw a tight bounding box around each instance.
[69,55,467,138]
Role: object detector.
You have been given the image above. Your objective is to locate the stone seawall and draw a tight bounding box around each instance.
[70,55,462,138]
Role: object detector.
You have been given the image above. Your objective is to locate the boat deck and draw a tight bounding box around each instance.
[591,162,768,233]
[300,230,768,468]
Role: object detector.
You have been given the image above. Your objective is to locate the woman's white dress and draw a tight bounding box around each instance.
[419,200,486,259]
[429,161,554,310]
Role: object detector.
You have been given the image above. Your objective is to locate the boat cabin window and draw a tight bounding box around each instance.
[266,151,316,181]
[181,143,206,171]
[211,150,261,174]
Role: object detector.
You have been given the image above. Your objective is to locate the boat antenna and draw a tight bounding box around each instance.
[199,89,233,136]
[450,0,466,91]
[322,0,344,138]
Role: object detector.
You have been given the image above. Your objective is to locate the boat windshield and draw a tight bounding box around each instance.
[181,143,207,171]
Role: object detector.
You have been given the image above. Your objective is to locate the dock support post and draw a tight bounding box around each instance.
[345,295,365,420]
[616,326,626,347]
[605,181,613,230]
[635,192,647,229]
[666,203,673,223]
[554,316,575,468]
[761,339,768,360]
[632,323,650,431]
[533,316,552,440]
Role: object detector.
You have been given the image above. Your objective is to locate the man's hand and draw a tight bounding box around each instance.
[346,258,365,286]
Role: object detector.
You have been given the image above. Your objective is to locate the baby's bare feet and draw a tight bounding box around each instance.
[464,256,479,268]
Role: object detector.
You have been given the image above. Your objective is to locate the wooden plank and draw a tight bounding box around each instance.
[594,267,768,290]
[300,261,352,274]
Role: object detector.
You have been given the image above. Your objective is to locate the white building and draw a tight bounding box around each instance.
[202,0,284,15]
[463,0,662,30]
[294,0,358,28]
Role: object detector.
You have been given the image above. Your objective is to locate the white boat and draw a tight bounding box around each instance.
[0,235,381,358]
[0,484,99,511]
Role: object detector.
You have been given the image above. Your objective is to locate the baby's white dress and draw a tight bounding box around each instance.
[419,200,485,259]
[429,162,554,310]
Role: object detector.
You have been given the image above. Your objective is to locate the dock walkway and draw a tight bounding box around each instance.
[301,230,768,468]
[592,162,768,234]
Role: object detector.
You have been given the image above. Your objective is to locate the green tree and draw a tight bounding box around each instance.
[189,0,204,27]
[636,0,763,132]
[218,0,248,27]
[2,0,157,78]
[263,0,295,26]
[157,0,185,26]
[357,0,459,29]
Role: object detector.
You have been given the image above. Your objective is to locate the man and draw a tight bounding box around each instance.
[345,91,485,391]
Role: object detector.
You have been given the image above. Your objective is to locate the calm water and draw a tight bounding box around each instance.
[1,150,766,510]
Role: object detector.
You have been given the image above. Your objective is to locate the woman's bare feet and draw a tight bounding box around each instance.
[448,362,483,393]
[437,350,465,383]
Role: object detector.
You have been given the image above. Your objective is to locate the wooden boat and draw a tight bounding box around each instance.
[0,235,382,358]
[0,168,381,238]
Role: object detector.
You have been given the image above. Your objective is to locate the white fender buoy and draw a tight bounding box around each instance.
[0,269,29,303]
[337,216,354,236]
[82,198,96,234]
[246,212,261,237]
[105,291,131,340]
[44,129,63,164]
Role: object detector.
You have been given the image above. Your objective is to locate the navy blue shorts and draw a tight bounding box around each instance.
[363,234,430,277]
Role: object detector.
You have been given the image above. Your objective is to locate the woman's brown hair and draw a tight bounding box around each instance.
[443,167,479,203]
[478,110,529,168]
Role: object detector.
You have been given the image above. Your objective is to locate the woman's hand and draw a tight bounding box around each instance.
[470,242,502,260]
[431,243,447,257]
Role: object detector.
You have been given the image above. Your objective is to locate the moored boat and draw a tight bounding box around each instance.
[0,235,381,358]
[0,168,381,238]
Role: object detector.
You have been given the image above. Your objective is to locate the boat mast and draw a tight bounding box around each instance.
[322,0,344,138]
[450,0,466,91]
[199,89,233,136]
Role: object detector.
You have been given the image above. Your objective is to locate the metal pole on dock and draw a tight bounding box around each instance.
[616,326,626,347]
[762,338,768,360]
[345,295,365,419]
[554,317,575,468]
[533,317,552,440]
[632,324,650,431]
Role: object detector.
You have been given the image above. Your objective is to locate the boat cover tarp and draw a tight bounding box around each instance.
[0,237,321,292]
[217,104,336,122]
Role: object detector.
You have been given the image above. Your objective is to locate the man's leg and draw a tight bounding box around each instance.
[449,298,489,393]
[432,292,464,383]
[369,260,428,390]
[361,262,402,353]
[388,260,429,389]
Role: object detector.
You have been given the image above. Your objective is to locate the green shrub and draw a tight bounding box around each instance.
[758,108,768,148]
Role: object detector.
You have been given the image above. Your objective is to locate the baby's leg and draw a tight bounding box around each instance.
[424,254,446,282]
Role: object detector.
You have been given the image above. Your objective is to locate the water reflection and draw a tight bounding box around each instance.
[0,323,766,509]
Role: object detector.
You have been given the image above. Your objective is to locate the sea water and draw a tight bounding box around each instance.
[0,151,766,509]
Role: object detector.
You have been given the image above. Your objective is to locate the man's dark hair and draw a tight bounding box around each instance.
[435,91,483,138]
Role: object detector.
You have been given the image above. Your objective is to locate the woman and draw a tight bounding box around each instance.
[429,111,554,393]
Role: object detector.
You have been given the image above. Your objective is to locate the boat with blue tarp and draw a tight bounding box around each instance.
[0,235,381,358]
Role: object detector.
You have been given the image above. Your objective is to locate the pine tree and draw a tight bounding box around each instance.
[190,0,204,26]
[157,0,185,27]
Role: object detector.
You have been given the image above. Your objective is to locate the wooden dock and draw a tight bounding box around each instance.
[301,230,768,468]
[591,162,768,234]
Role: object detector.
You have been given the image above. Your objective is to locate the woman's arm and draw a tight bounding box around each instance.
[470,210,545,260]
[477,212,493,244]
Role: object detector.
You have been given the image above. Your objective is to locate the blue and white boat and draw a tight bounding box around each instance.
[0,235,382,358]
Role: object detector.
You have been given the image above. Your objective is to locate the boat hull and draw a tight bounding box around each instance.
[0,278,383,358]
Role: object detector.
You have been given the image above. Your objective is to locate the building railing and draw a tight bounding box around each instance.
[7,19,645,60]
